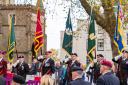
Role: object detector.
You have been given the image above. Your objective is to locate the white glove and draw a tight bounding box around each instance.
[94,59,97,63]
[114,55,121,61]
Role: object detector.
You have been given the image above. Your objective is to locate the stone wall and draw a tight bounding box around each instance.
[0,4,46,63]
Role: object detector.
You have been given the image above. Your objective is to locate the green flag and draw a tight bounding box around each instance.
[8,15,16,62]
[87,15,96,62]
[62,10,73,55]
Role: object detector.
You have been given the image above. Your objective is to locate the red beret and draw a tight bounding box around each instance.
[101,59,112,68]
[0,50,6,55]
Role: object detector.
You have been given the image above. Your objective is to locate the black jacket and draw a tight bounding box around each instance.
[41,58,55,76]
[66,59,81,81]
[96,72,120,85]
[16,62,29,79]
[69,78,91,85]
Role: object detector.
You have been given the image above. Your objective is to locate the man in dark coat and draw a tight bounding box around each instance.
[14,56,29,79]
[112,49,128,85]
[65,53,81,82]
[29,58,38,75]
[96,59,120,85]
[41,51,55,76]
[69,66,91,85]
[86,54,104,83]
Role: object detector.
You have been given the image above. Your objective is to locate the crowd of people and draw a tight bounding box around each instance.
[0,49,128,85]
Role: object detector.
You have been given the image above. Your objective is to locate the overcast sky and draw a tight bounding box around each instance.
[44,0,87,50]
[15,0,87,50]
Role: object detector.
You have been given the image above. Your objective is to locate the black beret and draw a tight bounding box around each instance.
[13,74,25,84]
[71,53,78,57]
[71,66,83,72]
[18,56,24,58]
[97,54,104,58]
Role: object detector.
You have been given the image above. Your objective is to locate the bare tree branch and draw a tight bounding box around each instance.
[80,0,106,29]
[80,0,118,56]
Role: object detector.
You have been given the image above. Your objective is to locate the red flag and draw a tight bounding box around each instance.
[34,8,44,55]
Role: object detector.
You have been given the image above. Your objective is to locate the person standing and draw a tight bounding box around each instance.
[14,56,29,79]
[36,55,43,76]
[65,53,81,83]
[96,59,120,85]
[112,49,128,85]
[0,50,7,77]
[41,51,55,76]
[29,57,38,75]
[86,54,104,83]
[69,66,91,85]
[0,50,7,85]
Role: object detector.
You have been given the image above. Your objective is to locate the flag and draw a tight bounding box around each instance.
[62,10,73,55]
[87,15,96,62]
[31,42,36,57]
[36,0,44,15]
[114,3,125,54]
[34,8,44,56]
[8,15,16,62]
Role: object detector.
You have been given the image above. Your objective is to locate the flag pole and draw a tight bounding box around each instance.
[87,0,95,83]
[15,42,18,59]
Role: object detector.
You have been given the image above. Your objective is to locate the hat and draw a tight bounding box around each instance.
[13,74,25,84]
[18,56,24,58]
[124,49,128,53]
[45,51,52,55]
[0,50,6,55]
[97,54,104,58]
[100,59,112,68]
[71,53,78,57]
[71,66,83,72]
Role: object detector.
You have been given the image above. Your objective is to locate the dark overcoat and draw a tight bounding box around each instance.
[69,78,91,85]
[96,72,120,85]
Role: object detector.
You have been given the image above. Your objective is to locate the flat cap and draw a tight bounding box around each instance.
[71,66,83,72]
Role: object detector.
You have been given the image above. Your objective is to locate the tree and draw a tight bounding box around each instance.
[80,0,127,56]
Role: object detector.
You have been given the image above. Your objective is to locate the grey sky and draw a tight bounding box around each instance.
[15,0,87,50]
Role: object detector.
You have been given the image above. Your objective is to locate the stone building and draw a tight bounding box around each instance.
[60,19,113,63]
[60,18,128,63]
[0,0,46,63]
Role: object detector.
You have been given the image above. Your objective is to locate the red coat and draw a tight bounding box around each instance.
[0,59,7,76]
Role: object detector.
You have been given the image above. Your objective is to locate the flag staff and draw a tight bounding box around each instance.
[15,42,18,59]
